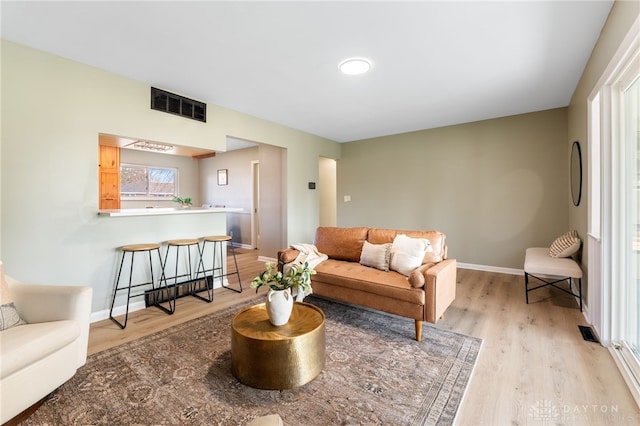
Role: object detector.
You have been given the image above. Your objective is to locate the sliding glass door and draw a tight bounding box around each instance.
[590,28,640,402]
[621,71,640,378]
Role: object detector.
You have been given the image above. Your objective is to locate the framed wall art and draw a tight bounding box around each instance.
[217,169,228,185]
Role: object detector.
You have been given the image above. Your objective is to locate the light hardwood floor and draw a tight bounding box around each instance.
[88,251,640,425]
[442,269,639,425]
[88,248,265,354]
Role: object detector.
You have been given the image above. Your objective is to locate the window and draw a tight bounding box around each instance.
[120,164,177,200]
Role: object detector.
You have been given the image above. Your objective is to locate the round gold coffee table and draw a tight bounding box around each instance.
[231,302,325,390]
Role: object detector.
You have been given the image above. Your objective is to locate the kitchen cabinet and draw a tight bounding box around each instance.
[99,145,120,209]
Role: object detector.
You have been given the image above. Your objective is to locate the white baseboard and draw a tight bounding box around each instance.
[231,243,253,250]
[457,262,523,276]
[257,256,276,263]
[92,279,226,324]
[91,300,147,323]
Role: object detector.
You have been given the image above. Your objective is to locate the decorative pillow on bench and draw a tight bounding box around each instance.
[390,234,432,276]
[549,230,581,258]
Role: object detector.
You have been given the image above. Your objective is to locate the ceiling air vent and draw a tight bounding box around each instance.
[151,87,207,123]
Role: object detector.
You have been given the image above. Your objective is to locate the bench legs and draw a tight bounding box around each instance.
[525,272,582,312]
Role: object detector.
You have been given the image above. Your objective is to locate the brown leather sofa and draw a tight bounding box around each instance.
[278,227,457,341]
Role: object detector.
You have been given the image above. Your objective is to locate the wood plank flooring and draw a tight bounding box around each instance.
[88,248,265,355]
[88,251,640,425]
[441,269,639,425]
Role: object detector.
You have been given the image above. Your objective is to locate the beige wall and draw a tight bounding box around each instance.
[202,145,335,252]
[258,144,287,258]
[201,143,288,257]
[0,40,339,313]
[567,1,640,320]
[568,0,640,250]
[338,108,569,269]
[200,146,258,247]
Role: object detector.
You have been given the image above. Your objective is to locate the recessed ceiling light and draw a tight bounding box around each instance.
[339,58,372,75]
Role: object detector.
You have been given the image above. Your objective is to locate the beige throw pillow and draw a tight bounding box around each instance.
[390,234,432,276]
[0,261,26,331]
[549,230,581,258]
[359,241,392,271]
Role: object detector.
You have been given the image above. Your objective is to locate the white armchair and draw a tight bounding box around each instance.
[0,276,92,424]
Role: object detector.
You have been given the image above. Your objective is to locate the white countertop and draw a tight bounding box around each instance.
[98,207,243,217]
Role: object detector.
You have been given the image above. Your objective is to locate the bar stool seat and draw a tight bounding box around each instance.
[109,242,173,329]
[167,238,200,246]
[197,235,243,293]
[124,243,161,251]
[161,238,210,304]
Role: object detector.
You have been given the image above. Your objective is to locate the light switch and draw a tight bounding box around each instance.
[344,195,351,202]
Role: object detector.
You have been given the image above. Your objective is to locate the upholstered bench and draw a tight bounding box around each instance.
[524,247,583,311]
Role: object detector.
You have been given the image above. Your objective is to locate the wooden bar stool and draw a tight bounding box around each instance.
[109,243,173,329]
[161,238,206,303]
[197,235,243,293]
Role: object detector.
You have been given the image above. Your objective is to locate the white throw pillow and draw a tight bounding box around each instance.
[359,241,392,271]
[390,234,432,276]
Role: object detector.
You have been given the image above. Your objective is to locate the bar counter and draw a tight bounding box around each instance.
[98,207,243,217]
[95,206,243,316]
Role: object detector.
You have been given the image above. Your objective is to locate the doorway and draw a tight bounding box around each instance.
[251,160,260,249]
[319,157,337,227]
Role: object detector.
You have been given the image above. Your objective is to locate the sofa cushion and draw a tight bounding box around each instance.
[314,227,369,262]
[0,261,26,331]
[367,229,447,263]
[359,241,391,271]
[313,259,425,305]
[0,320,80,379]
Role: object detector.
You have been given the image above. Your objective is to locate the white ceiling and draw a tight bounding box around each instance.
[1,1,613,143]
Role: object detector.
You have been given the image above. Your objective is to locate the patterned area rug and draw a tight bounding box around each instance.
[24,297,482,425]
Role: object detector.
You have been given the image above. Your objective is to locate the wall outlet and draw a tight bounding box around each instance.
[344,195,351,202]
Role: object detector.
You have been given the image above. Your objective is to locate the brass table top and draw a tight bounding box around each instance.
[231,302,325,390]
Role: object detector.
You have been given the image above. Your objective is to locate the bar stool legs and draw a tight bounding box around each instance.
[197,235,243,293]
[224,240,243,293]
[109,243,174,329]
[160,238,210,302]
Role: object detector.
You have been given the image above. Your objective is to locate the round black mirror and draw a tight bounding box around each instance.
[570,141,582,206]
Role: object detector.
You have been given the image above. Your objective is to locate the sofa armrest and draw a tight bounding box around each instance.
[423,258,457,323]
[277,248,301,271]
[7,278,93,367]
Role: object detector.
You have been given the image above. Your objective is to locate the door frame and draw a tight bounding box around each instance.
[251,160,260,249]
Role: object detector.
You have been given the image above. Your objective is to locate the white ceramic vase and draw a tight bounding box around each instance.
[265,288,293,326]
